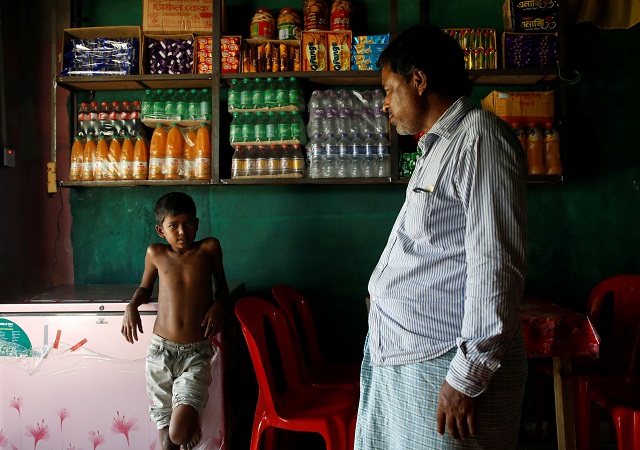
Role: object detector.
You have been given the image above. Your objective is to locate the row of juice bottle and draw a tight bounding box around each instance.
[69,123,211,181]
[231,144,306,178]
[512,122,562,176]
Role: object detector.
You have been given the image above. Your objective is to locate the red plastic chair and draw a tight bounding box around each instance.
[271,285,361,392]
[574,275,640,450]
[234,296,358,450]
[589,381,640,450]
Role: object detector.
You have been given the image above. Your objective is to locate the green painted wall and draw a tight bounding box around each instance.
[70,1,640,361]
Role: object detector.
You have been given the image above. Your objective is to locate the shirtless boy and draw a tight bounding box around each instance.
[121,192,229,450]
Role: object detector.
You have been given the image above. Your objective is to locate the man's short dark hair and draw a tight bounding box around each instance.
[154,192,197,226]
[377,24,472,100]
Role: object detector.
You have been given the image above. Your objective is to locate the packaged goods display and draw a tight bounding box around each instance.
[303,0,329,31]
[503,0,559,33]
[196,36,213,74]
[306,88,389,179]
[502,32,558,69]
[145,35,194,74]
[220,36,242,73]
[351,34,389,71]
[277,8,302,40]
[142,88,212,123]
[481,90,554,127]
[62,37,139,76]
[302,32,328,71]
[77,100,143,138]
[443,28,497,70]
[242,40,301,72]
[142,0,214,34]
[251,8,277,39]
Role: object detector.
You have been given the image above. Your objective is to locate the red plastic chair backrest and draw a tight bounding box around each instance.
[587,275,640,378]
[234,296,308,415]
[271,285,325,371]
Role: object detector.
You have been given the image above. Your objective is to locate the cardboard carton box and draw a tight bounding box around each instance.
[143,33,195,74]
[481,90,554,126]
[143,0,215,34]
[503,0,559,32]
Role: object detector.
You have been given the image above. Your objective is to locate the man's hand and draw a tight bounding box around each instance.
[201,301,224,339]
[121,305,143,344]
[436,380,477,440]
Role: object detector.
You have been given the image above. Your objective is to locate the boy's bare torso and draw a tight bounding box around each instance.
[148,238,221,344]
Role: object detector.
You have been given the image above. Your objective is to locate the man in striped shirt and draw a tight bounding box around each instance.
[355,24,529,449]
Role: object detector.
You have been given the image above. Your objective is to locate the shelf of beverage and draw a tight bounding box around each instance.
[56,74,214,92]
[58,179,213,188]
[221,71,382,86]
[221,176,392,185]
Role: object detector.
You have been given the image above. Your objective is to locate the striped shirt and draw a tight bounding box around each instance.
[367,96,528,397]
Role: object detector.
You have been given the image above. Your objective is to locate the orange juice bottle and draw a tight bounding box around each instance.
[183,127,198,179]
[525,122,545,175]
[164,123,184,179]
[120,134,135,180]
[149,123,166,180]
[194,122,211,180]
[69,135,84,181]
[511,122,527,152]
[543,122,563,176]
[133,137,149,180]
[107,136,122,180]
[94,133,109,180]
[82,133,96,181]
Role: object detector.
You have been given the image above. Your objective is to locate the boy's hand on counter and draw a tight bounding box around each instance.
[122,305,144,343]
[202,301,224,339]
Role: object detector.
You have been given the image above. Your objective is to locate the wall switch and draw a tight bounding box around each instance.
[3,148,15,167]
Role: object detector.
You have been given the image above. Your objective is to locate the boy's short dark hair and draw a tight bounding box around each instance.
[377,24,472,100]
[154,192,197,226]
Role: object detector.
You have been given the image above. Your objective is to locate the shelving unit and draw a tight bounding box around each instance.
[53,0,564,188]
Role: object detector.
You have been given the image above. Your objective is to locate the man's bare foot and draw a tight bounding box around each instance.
[181,427,201,450]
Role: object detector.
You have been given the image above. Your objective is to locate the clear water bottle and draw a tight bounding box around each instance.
[361,110,374,136]
[239,78,253,110]
[372,89,385,110]
[307,109,325,138]
[231,145,248,178]
[230,112,243,143]
[337,89,353,110]
[323,133,338,178]
[228,78,240,111]
[256,145,269,176]
[350,110,363,136]
[337,108,352,137]
[175,89,187,120]
[323,108,338,137]
[376,133,391,178]
[264,78,277,108]
[252,78,265,109]
[363,133,379,177]
[336,133,351,178]
[350,132,364,178]
[265,111,278,142]
[280,144,294,174]
[373,109,388,134]
[309,90,324,111]
[325,90,338,109]
[307,134,324,179]
[241,112,255,143]
[275,76,288,107]
[254,111,267,142]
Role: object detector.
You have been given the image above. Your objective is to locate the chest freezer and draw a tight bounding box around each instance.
[0,283,244,450]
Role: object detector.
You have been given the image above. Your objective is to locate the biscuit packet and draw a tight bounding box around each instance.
[302,32,327,71]
[328,31,351,71]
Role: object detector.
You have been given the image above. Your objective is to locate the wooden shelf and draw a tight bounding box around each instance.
[56,74,214,92]
[221,177,392,185]
[468,68,558,85]
[59,179,213,188]
[221,71,383,86]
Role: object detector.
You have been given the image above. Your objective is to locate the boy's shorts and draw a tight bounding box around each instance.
[146,333,213,429]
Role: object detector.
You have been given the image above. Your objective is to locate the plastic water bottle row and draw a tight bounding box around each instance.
[308,89,385,111]
[307,107,388,139]
[228,77,305,112]
[307,133,391,179]
[230,110,307,144]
